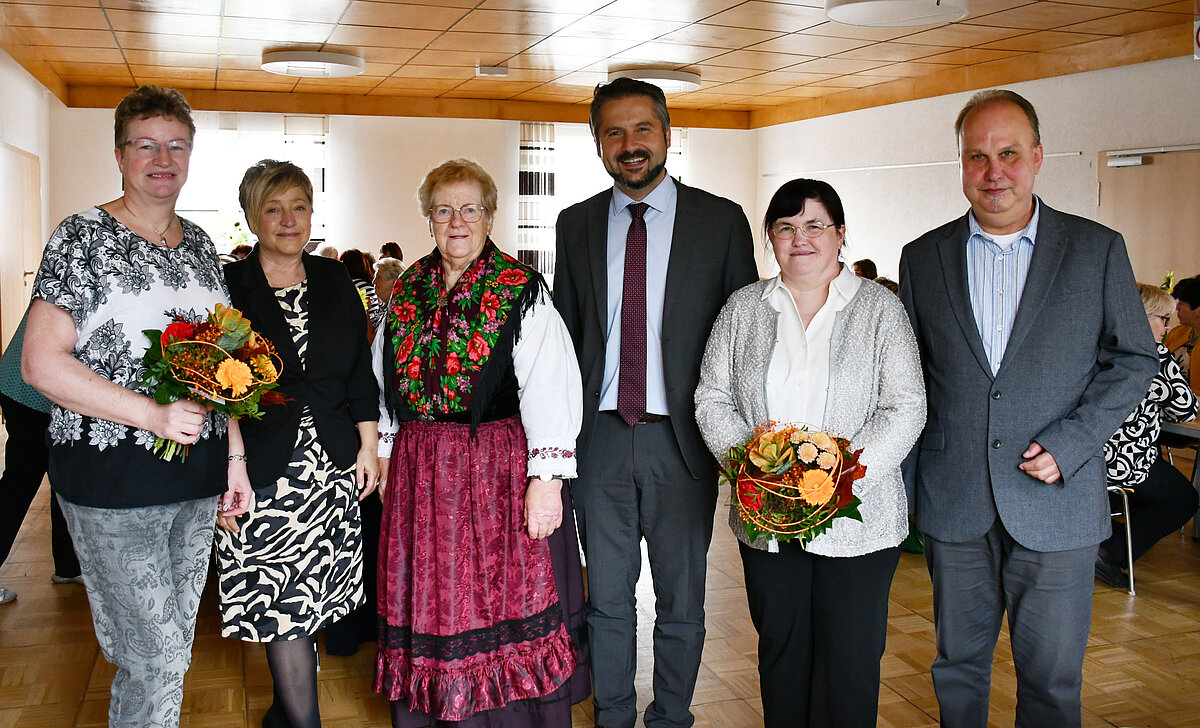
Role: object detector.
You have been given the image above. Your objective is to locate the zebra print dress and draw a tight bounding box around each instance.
[215,281,365,641]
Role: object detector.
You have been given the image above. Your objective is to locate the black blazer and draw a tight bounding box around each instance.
[552,179,758,479]
[224,248,379,487]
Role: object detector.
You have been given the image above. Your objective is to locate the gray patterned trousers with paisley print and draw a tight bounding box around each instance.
[58,494,220,728]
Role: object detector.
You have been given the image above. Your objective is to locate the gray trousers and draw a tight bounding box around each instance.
[572,413,717,728]
[925,519,1096,728]
[59,494,220,728]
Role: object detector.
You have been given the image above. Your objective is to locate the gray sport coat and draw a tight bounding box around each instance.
[899,201,1157,552]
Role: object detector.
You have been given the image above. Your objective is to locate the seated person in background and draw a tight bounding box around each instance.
[1097,283,1199,589]
[340,249,383,327]
[1166,275,1200,392]
[371,257,404,329]
[852,258,877,279]
[380,241,402,263]
[315,243,340,259]
[874,276,898,294]
[230,243,252,259]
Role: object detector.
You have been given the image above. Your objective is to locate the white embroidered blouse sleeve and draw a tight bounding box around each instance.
[372,325,398,458]
[513,288,583,479]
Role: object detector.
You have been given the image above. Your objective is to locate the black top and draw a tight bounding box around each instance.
[224,248,379,487]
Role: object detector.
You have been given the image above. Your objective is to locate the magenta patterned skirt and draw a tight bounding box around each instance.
[375,416,589,727]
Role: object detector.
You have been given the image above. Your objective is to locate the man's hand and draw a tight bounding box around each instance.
[1019,442,1061,483]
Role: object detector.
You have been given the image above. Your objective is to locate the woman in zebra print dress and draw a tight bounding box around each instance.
[217,160,380,728]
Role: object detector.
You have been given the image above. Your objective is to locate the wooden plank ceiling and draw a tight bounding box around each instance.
[0,0,1193,129]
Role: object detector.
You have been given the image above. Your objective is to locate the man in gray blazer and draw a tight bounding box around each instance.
[899,89,1157,727]
[553,78,757,728]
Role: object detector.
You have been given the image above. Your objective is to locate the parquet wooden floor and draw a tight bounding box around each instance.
[3,444,1200,727]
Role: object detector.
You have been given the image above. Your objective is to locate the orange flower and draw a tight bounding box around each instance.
[215,358,253,397]
[796,469,835,506]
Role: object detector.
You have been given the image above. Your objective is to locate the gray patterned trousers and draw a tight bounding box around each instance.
[58,494,220,728]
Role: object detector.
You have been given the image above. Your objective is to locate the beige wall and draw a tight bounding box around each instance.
[0,49,53,347]
[8,48,1200,298]
[754,56,1200,280]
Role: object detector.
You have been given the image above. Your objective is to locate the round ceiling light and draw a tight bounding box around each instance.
[607,68,701,94]
[261,50,365,78]
[825,0,968,27]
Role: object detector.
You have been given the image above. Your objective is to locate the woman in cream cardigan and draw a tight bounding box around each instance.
[695,178,925,728]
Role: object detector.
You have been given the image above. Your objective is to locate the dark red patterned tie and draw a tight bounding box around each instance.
[618,202,649,427]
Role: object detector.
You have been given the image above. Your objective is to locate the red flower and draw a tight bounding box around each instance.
[737,480,764,511]
[496,268,527,286]
[443,385,458,401]
[406,356,422,380]
[480,290,501,321]
[396,301,417,323]
[466,332,490,362]
[432,308,441,329]
[161,321,194,347]
[445,351,461,375]
[396,334,414,362]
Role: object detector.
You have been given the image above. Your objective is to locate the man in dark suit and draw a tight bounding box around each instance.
[553,77,757,728]
[899,89,1157,727]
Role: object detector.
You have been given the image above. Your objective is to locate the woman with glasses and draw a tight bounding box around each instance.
[695,178,925,728]
[22,85,252,728]
[372,158,589,727]
[217,159,380,728]
[1095,283,1198,589]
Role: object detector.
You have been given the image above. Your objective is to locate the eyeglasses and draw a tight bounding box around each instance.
[429,204,486,224]
[770,221,838,240]
[121,139,194,158]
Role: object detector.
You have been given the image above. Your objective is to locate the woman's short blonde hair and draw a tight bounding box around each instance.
[1139,282,1172,317]
[416,159,498,220]
[238,160,313,235]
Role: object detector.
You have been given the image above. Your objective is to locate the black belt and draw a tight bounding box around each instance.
[604,411,669,425]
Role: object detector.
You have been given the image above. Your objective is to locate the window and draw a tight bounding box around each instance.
[515,122,689,283]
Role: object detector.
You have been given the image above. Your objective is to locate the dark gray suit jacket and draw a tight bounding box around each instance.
[552,179,757,480]
[899,201,1157,552]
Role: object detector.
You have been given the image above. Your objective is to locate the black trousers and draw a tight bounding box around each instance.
[739,540,900,728]
[0,393,79,576]
[1103,455,1199,563]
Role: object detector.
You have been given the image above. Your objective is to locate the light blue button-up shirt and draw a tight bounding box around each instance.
[599,175,677,415]
[966,199,1040,374]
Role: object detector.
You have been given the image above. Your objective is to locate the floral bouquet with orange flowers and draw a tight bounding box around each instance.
[720,422,866,545]
[140,303,284,461]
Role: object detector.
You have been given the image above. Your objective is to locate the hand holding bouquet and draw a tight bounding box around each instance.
[140,303,284,461]
[720,422,866,545]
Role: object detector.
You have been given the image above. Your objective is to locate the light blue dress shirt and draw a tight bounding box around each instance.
[599,175,677,415]
[966,199,1040,374]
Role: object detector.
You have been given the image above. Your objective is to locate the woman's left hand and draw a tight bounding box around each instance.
[356,444,379,499]
[218,462,253,532]
[525,477,563,540]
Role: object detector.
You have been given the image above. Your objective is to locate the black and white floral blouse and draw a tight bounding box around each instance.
[32,207,231,509]
[1104,343,1198,486]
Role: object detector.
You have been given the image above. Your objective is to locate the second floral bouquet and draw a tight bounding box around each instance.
[140,303,284,461]
[721,421,866,546]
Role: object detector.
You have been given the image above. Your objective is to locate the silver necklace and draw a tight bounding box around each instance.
[123,199,175,245]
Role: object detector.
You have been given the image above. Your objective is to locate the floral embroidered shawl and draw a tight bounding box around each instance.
[386,239,540,421]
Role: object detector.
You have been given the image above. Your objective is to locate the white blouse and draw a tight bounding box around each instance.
[763,265,861,426]
[372,287,583,479]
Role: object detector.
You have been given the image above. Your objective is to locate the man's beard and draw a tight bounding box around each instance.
[607,151,666,190]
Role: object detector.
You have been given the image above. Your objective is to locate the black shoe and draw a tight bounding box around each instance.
[1095,555,1129,589]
